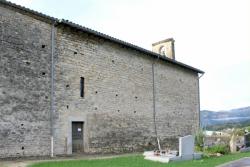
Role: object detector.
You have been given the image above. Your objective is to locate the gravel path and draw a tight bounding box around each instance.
[217,157,250,167]
[0,160,30,167]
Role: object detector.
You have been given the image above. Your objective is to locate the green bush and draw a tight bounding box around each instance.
[195,129,204,152]
[205,144,230,155]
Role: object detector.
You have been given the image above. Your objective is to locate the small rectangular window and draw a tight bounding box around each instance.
[80,77,84,98]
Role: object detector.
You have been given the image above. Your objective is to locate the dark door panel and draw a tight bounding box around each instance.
[72,122,84,153]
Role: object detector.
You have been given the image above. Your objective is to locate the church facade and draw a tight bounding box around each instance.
[0,0,204,158]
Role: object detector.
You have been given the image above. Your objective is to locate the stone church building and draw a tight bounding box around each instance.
[0,0,204,158]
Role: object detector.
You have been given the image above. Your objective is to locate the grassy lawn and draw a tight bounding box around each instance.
[29,152,250,167]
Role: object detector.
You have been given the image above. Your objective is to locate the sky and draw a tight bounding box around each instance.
[8,0,250,111]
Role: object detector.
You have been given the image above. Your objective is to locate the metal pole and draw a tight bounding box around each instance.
[152,59,161,151]
[198,73,204,129]
[50,21,56,157]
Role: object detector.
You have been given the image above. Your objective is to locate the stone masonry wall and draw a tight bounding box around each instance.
[53,26,199,154]
[0,5,52,158]
[0,3,200,157]
[154,61,199,149]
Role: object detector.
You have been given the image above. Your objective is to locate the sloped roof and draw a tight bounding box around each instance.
[0,0,204,74]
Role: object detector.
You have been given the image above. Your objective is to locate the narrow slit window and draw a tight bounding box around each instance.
[80,77,84,98]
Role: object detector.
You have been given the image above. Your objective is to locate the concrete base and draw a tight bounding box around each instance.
[193,153,202,159]
[143,151,202,163]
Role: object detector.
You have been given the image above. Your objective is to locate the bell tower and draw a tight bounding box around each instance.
[152,38,175,60]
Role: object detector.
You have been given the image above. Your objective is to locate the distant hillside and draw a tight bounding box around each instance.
[201,106,250,130]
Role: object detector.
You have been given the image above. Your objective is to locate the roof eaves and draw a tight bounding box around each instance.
[0,0,58,22]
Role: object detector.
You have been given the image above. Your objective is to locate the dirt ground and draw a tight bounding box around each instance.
[0,153,135,167]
